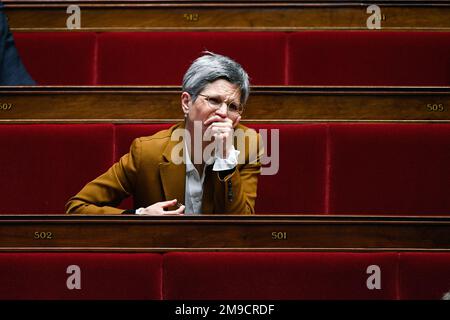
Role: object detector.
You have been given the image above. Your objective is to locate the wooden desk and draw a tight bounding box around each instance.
[4,1,450,31]
[1,214,449,252]
[1,86,449,123]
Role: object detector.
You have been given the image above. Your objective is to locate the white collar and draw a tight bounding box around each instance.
[184,139,215,174]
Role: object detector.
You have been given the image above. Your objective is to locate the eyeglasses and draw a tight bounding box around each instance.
[198,94,244,115]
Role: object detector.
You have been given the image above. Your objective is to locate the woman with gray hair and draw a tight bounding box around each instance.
[66,52,262,215]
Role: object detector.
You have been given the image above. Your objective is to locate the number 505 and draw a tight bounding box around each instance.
[427,104,445,112]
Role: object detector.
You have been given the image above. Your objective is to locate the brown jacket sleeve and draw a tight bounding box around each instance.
[213,128,262,214]
[65,138,141,214]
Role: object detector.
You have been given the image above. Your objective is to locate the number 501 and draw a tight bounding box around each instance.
[272,232,287,240]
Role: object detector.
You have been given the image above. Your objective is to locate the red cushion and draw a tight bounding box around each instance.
[247,124,328,214]
[0,253,162,299]
[13,32,97,85]
[114,124,174,160]
[97,32,286,85]
[0,124,114,214]
[399,252,450,300]
[163,252,398,300]
[328,123,450,215]
[288,31,450,86]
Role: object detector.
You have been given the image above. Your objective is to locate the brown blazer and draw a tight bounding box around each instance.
[65,122,261,214]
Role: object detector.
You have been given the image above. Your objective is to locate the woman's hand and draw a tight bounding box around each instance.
[204,116,237,159]
[136,199,185,215]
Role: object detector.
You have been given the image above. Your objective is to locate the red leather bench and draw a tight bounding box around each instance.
[1,123,449,215]
[2,251,450,300]
[328,123,450,215]
[14,32,287,86]
[288,31,450,86]
[0,253,162,299]
[247,123,327,214]
[398,252,450,300]
[163,252,398,299]
[14,32,97,85]
[13,31,450,86]
[97,32,287,86]
[0,124,114,214]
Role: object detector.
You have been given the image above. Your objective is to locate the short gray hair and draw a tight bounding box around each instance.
[182,51,250,105]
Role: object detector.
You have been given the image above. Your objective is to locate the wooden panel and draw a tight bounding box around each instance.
[0,215,449,252]
[1,86,449,123]
[4,2,450,31]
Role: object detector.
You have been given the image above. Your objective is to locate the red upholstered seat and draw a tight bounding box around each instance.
[163,252,398,299]
[399,252,450,300]
[0,253,162,299]
[328,123,450,215]
[0,124,114,214]
[247,123,328,214]
[114,124,174,161]
[97,32,287,85]
[11,31,450,86]
[288,31,450,86]
[1,123,449,215]
[14,32,97,85]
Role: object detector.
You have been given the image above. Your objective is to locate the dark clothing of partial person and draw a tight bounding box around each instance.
[0,3,35,85]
